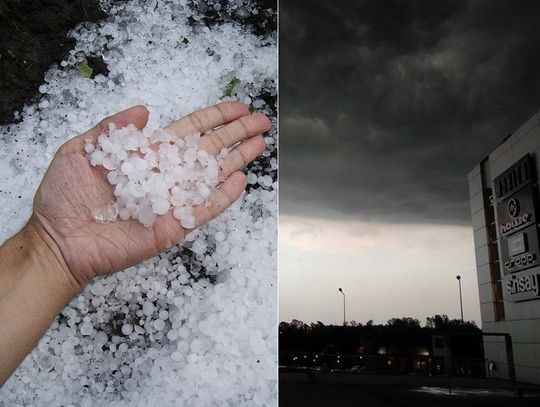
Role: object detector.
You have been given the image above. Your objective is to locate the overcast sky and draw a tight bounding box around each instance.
[279,0,540,325]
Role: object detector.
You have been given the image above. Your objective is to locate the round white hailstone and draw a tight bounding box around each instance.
[147,348,159,360]
[152,180,168,196]
[90,282,104,296]
[171,351,183,362]
[260,175,273,187]
[177,341,189,353]
[61,341,74,354]
[253,99,265,108]
[80,323,94,336]
[177,327,190,339]
[215,231,226,242]
[216,242,230,256]
[107,170,118,185]
[120,161,134,174]
[121,323,133,336]
[153,319,166,331]
[173,206,189,221]
[125,378,137,391]
[198,184,211,198]
[177,273,189,284]
[84,142,95,154]
[118,208,130,221]
[180,213,196,229]
[120,365,131,376]
[190,339,202,353]
[94,331,108,346]
[89,149,104,166]
[189,242,203,257]
[142,301,155,316]
[137,205,156,227]
[167,330,178,341]
[158,309,169,320]
[118,343,129,354]
[184,150,196,164]
[91,296,102,307]
[152,198,169,215]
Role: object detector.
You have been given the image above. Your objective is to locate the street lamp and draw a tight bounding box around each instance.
[456,275,464,322]
[338,288,346,326]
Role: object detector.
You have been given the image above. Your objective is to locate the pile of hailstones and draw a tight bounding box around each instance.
[85,124,227,228]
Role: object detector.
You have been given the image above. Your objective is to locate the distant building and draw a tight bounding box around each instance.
[468,111,540,384]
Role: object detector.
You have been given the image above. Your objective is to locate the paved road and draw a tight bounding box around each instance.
[280,372,540,407]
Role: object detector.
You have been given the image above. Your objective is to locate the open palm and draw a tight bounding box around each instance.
[30,102,270,288]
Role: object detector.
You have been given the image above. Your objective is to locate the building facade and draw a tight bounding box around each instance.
[468,111,540,384]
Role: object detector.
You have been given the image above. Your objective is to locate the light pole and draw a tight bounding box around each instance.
[456,275,464,322]
[338,288,346,326]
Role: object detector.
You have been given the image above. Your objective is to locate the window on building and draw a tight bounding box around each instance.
[483,187,505,321]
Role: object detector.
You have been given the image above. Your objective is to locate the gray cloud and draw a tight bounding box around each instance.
[280,0,540,224]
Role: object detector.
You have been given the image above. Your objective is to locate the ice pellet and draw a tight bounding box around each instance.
[121,323,133,336]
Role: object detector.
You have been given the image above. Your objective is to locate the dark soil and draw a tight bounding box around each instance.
[0,0,277,126]
[0,0,105,125]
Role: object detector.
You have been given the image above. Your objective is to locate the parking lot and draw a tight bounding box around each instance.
[279,371,540,407]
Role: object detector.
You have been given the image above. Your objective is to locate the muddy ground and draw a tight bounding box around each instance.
[0,0,276,126]
[0,0,105,124]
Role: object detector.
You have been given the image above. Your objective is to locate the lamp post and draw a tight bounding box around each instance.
[456,275,464,322]
[338,288,346,326]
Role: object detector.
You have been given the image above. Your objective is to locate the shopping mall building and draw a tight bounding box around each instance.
[468,111,540,384]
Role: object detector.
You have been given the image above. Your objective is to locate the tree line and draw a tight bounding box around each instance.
[280,315,482,357]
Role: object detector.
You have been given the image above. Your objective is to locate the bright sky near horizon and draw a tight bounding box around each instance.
[279,215,481,325]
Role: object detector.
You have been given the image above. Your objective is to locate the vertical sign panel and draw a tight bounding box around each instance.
[493,154,540,301]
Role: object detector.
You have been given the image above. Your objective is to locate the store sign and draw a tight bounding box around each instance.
[494,154,533,201]
[494,154,540,302]
[500,224,539,273]
[497,187,536,237]
[504,268,540,301]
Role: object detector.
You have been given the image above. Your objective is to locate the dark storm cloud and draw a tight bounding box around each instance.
[280,0,540,224]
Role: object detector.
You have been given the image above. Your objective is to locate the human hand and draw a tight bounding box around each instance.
[27,102,270,291]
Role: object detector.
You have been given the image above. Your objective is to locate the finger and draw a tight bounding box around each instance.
[192,171,247,228]
[199,113,271,155]
[218,135,266,179]
[61,105,149,155]
[164,101,249,138]
[82,105,149,143]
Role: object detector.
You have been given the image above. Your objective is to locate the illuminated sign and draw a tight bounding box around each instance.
[497,186,536,237]
[493,154,540,302]
[500,225,539,273]
[498,190,539,274]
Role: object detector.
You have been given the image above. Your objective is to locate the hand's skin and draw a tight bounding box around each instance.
[33,101,270,288]
[0,101,271,386]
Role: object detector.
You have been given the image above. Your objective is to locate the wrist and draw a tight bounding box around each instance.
[15,219,83,298]
[0,229,30,298]
[0,220,82,386]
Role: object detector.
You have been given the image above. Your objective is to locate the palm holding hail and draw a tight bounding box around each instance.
[30,102,270,288]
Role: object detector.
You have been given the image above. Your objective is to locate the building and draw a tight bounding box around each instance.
[468,111,540,384]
